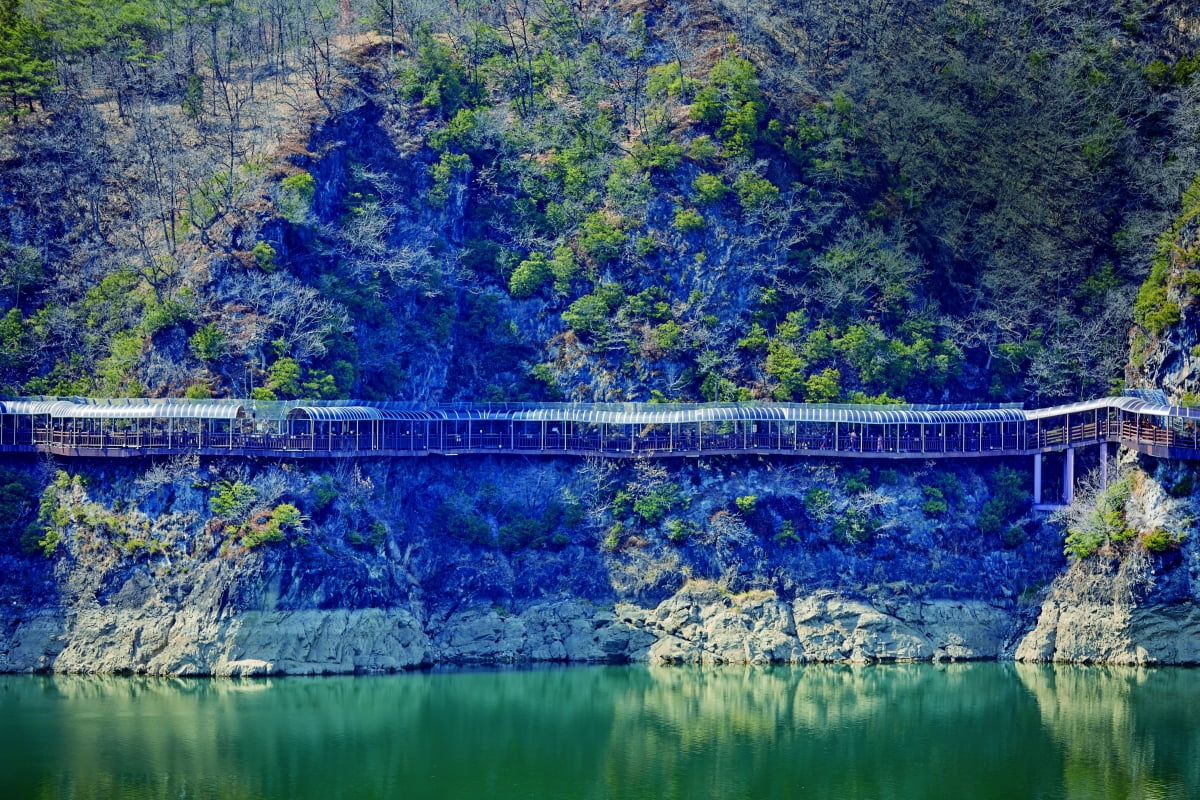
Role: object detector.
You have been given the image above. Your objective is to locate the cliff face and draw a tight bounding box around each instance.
[1011,194,1200,666]
[1014,531,1200,665]
[0,453,1062,674]
[1128,215,1200,402]
[2,445,1198,671]
[0,568,1025,674]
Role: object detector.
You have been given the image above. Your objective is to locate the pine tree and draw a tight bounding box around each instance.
[0,0,55,124]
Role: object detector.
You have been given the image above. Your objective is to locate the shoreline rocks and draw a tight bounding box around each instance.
[7,555,1200,674]
[0,582,1042,676]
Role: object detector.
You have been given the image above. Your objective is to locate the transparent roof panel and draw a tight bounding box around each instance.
[287,406,383,422]
[45,399,246,420]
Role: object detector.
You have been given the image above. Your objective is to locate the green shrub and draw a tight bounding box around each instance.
[651,321,683,353]
[279,171,315,221]
[921,486,948,517]
[428,152,471,208]
[687,135,718,163]
[693,173,728,205]
[400,33,477,114]
[833,509,876,545]
[774,520,801,546]
[549,246,579,294]
[189,324,227,361]
[633,483,682,525]
[141,298,192,335]
[436,502,492,546]
[1142,528,1183,553]
[803,368,841,403]
[33,527,60,557]
[633,140,685,171]
[498,515,545,551]
[1002,524,1027,549]
[733,173,780,210]
[25,471,79,556]
[929,472,964,506]
[1142,301,1181,335]
[1063,474,1135,558]
[664,516,697,544]
[509,252,552,298]
[843,468,870,495]
[1168,473,1195,498]
[979,466,1028,537]
[673,207,706,233]
[184,382,213,399]
[689,53,765,158]
[627,287,672,321]
[239,503,305,548]
[252,240,277,272]
[734,495,757,514]
[562,284,625,337]
[738,323,769,351]
[0,466,37,545]
[266,357,302,398]
[183,72,204,117]
[210,480,258,520]
[579,212,625,264]
[603,522,624,552]
[803,487,834,520]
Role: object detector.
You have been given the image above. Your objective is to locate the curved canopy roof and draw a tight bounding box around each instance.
[287,406,384,422]
[1020,395,1200,421]
[5,395,1200,427]
[42,399,246,420]
[0,400,61,415]
[419,402,1028,427]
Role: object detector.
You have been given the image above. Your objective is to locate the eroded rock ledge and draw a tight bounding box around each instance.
[0,581,1031,675]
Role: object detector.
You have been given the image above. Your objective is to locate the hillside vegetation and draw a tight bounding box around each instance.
[1,0,1199,407]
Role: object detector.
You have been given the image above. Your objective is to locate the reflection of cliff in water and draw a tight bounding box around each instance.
[1015,663,1198,799]
[5,665,1196,800]
[602,664,1059,800]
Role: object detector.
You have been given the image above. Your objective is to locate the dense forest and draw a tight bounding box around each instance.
[2,0,1199,407]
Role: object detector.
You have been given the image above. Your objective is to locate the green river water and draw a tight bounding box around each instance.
[0,663,1196,799]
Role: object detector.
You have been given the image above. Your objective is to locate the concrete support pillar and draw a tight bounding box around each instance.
[1099,442,1108,491]
[1033,453,1042,505]
[1062,447,1075,505]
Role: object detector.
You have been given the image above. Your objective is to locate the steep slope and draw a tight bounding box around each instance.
[3,0,1200,670]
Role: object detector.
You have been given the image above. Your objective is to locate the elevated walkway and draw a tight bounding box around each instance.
[1,393,1197,505]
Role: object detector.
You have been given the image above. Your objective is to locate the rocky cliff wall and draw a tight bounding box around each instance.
[1012,460,1200,666]
[3,429,1200,674]
[0,576,1023,675]
[0,453,1073,674]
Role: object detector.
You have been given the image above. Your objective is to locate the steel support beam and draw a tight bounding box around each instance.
[1033,453,1043,505]
[1099,442,1108,490]
[1063,447,1075,505]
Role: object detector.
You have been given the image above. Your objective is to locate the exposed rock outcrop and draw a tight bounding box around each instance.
[1015,534,1200,665]
[1128,216,1200,402]
[635,583,1013,665]
[1015,598,1200,665]
[0,577,1024,674]
[1,605,429,676]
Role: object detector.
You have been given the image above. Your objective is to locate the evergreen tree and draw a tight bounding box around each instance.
[0,0,55,123]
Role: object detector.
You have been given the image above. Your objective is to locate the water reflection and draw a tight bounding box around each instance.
[605,664,1057,800]
[1015,663,1199,800]
[0,664,1195,800]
